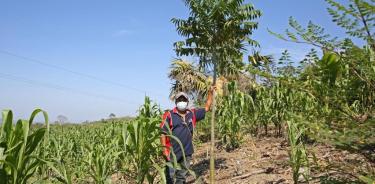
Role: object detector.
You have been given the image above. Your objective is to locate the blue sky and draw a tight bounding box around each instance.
[0,0,352,122]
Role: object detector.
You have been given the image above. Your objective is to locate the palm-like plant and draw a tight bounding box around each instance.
[169,59,209,101]
[172,0,261,181]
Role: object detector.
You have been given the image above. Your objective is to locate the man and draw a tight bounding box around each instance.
[160,88,215,184]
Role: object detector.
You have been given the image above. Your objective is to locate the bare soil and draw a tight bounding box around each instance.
[111,135,373,184]
[186,135,374,184]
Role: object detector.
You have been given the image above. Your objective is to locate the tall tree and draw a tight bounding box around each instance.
[57,115,68,125]
[301,48,319,65]
[109,113,116,119]
[172,0,261,182]
[277,50,297,77]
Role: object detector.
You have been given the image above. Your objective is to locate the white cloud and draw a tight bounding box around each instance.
[112,29,133,37]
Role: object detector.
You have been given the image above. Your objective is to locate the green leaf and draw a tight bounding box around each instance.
[358,175,375,184]
[1,110,14,142]
[25,128,46,156]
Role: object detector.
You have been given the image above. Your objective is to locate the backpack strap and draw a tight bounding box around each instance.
[160,111,173,160]
[161,111,173,130]
[191,108,197,128]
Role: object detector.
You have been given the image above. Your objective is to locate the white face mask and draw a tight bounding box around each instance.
[176,101,188,111]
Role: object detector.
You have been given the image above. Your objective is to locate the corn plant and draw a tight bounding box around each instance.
[42,136,74,184]
[43,157,73,184]
[269,82,290,136]
[47,126,88,183]
[121,118,161,183]
[118,97,163,183]
[83,141,120,184]
[253,87,274,135]
[217,81,254,150]
[287,117,309,184]
[0,109,48,184]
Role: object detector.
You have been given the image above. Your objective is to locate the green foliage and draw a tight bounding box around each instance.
[248,50,273,67]
[172,0,261,75]
[326,0,375,47]
[120,97,162,183]
[0,109,48,184]
[246,80,295,137]
[268,17,340,51]
[83,139,119,184]
[44,156,73,184]
[217,81,254,150]
[41,121,127,183]
[301,48,319,65]
[260,2,375,179]
[358,174,375,184]
[318,52,341,85]
[248,13,375,179]
[270,0,375,51]
[7,97,193,184]
[287,117,309,184]
[278,50,298,77]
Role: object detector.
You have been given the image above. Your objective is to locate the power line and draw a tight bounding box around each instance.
[0,72,140,105]
[0,49,166,98]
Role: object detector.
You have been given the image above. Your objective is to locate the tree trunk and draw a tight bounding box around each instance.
[210,61,217,184]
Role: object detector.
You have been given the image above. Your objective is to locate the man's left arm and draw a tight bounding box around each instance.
[194,108,206,121]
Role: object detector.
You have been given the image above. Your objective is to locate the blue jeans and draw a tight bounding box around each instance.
[165,156,192,184]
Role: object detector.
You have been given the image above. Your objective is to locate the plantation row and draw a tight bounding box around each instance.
[1,98,172,183]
